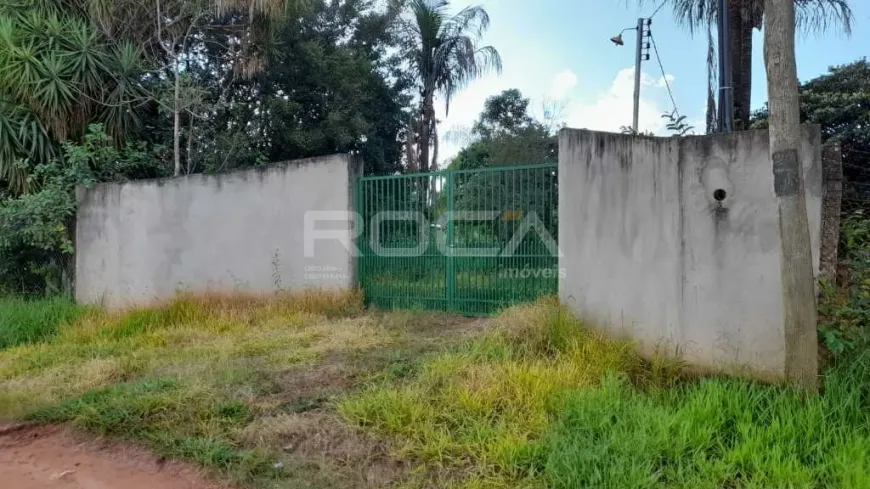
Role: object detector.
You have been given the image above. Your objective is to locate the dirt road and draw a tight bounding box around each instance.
[0,425,223,489]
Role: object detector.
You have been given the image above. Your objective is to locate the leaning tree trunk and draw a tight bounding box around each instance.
[764,0,818,390]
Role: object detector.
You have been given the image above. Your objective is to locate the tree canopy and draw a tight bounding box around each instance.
[452,89,558,171]
[0,0,421,294]
[751,58,870,185]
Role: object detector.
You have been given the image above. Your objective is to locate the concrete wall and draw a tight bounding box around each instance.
[76,154,360,307]
[559,127,823,380]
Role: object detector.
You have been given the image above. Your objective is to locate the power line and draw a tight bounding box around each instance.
[649,0,668,19]
[648,31,681,119]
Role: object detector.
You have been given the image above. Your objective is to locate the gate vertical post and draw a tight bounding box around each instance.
[354,176,363,289]
[446,171,456,312]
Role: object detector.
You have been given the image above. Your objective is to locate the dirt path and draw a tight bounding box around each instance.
[0,425,224,489]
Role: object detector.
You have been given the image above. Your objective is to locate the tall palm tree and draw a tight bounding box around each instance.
[658,0,851,130]
[406,0,501,173]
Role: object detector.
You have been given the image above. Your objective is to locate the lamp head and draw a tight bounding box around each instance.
[610,34,624,46]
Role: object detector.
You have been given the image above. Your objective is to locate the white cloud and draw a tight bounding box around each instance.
[548,70,579,99]
[435,67,682,166]
[563,68,675,135]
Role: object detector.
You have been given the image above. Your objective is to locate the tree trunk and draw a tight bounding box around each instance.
[173,58,181,177]
[405,113,418,172]
[764,0,818,389]
[430,124,439,206]
[419,89,435,173]
[186,115,194,175]
[729,0,754,130]
[432,123,439,172]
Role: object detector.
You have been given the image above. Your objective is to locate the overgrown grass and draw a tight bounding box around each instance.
[341,298,870,489]
[339,299,661,487]
[0,296,88,349]
[0,289,397,487]
[541,361,870,489]
[8,291,870,489]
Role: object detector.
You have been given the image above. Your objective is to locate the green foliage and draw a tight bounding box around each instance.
[819,211,870,355]
[452,89,557,171]
[407,0,502,109]
[653,0,852,35]
[752,59,870,188]
[256,0,410,174]
[472,88,535,140]
[0,4,145,190]
[404,0,501,171]
[171,0,412,175]
[801,59,870,191]
[0,296,87,349]
[0,124,164,295]
[661,111,694,136]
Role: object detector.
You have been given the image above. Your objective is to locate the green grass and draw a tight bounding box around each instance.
[339,299,652,488]
[539,365,870,489]
[7,293,870,489]
[340,299,870,489]
[0,296,88,349]
[27,376,276,484]
[0,290,387,486]
[0,290,486,488]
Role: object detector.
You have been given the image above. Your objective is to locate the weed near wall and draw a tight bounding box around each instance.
[0,296,88,350]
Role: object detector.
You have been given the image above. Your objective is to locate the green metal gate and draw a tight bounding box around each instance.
[357,163,559,315]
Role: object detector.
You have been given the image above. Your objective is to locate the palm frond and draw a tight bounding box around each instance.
[0,101,54,194]
[441,4,489,41]
[651,0,852,35]
[794,0,852,35]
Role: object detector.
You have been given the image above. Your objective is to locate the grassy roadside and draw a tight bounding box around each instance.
[0,290,487,488]
[4,292,870,488]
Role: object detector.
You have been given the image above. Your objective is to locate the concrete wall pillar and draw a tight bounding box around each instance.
[558,127,823,381]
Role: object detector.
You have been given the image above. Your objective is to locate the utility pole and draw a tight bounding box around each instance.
[630,18,652,133]
[764,0,818,389]
[717,0,734,132]
[632,17,644,133]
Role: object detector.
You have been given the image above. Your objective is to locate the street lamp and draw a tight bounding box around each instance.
[611,19,651,133]
[609,26,634,47]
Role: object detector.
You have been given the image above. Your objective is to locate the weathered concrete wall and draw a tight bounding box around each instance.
[76,154,360,307]
[559,127,823,379]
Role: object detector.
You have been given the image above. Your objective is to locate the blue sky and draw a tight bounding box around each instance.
[438,0,870,161]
